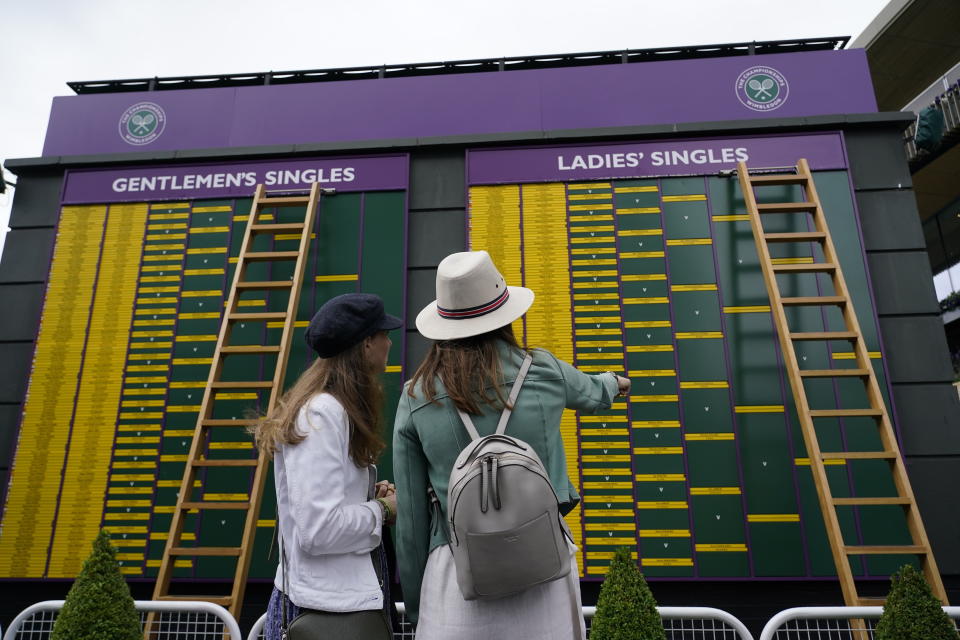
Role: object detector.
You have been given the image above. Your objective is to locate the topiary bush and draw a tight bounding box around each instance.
[590,547,665,640]
[875,564,959,640]
[51,529,141,640]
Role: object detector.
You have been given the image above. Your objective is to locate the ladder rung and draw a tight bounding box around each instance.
[764,232,826,243]
[157,595,233,606]
[192,459,259,467]
[756,202,818,213]
[181,501,251,510]
[832,497,911,506]
[202,419,259,427]
[169,547,243,557]
[772,263,836,273]
[228,312,287,321]
[844,545,927,555]
[781,296,846,306]
[211,381,274,389]
[749,174,807,186]
[249,223,305,233]
[257,195,311,207]
[790,331,858,341]
[236,281,294,289]
[154,183,324,616]
[857,597,886,606]
[200,419,258,427]
[809,409,882,417]
[799,369,870,378]
[220,345,282,354]
[243,251,300,261]
[821,451,897,460]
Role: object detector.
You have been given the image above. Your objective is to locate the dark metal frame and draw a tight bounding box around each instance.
[66,36,850,95]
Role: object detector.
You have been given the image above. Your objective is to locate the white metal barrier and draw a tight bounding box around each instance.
[759,606,960,640]
[247,603,754,639]
[3,599,243,640]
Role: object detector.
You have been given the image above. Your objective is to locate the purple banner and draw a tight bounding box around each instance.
[42,50,876,157]
[467,133,847,184]
[61,154,408,204]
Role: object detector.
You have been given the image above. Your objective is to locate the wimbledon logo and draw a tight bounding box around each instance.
[735,66,789,112]
[119,102,166,145]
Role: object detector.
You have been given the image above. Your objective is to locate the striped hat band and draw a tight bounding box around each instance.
[436,288,510,320]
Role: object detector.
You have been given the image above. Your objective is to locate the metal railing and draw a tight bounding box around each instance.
[3,600,243,640]
[247,603,754,639]
[903,80,960,166]
[759,606,960,640]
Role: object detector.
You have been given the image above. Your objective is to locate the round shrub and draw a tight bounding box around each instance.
[875,564,958,640]
[51,529,141,640]
[590,547,665,640]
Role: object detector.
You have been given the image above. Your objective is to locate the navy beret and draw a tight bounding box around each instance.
[304,293,403,358]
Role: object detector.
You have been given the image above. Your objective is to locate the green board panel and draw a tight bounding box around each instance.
[3,191,407,580]
[471,166,907,581]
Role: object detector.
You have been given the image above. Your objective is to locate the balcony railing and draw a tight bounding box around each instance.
[904,80,960,170]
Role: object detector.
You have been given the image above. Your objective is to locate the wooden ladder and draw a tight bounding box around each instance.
[150,183,324,619]
[737,159,947,607]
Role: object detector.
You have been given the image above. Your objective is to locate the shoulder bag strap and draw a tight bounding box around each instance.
[280,535,290,635]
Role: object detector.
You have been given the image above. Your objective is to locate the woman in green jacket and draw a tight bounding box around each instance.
[393,250,631,639]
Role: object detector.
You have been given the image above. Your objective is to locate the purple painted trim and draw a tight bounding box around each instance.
[44,206,111,577]
[100,201,155,579]
[703,175,757,577]
[658,179,700,578]
[737,155,814,577]
[468,133,848,185]
[153,207,190,578]
[838,133,904,447]
[769,285,815,578]
[263,194,275,397]
[581,574,885,583]
[400,188,410,379]
[611,182,643,560]
[517,185,527,343]
[809,188,868,574]
[140,205,191,579]
[563,183,588,572]
[358,192,367,296]
[42,50,877,157]
[463,150,472,252]
[781,191,819,579]
[311,195,321,323]
[0,573,893,584]
[62,154,410,205]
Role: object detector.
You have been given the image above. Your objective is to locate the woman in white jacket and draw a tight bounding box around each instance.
[253,293,403,640]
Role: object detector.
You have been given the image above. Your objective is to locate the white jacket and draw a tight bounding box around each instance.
[273,393,384,611]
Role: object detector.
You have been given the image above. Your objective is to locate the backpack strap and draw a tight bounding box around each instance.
[454,353,533,441]
[495,353,533,436]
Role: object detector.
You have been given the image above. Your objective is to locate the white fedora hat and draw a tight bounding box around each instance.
[416,251,534,340]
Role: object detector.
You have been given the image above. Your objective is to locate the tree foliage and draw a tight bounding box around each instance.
[875,564,959,640]
[590,547,665,640]
[51,529,141,640]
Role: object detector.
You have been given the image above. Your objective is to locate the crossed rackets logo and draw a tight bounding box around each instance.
[735,66,789,112]
[746,75,778,102]
[119,102,166,145]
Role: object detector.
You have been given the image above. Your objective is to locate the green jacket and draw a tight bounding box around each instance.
[392,342,618,624]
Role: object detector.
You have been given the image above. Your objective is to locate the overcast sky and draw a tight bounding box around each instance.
[0,0,891,257]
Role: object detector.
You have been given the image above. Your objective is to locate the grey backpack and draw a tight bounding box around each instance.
[445,353,572,600]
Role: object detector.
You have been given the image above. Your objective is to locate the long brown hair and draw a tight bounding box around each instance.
[408,325,524,415]
[253,339,385,466]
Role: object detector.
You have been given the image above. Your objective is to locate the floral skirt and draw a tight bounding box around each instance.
[263,587,303,640]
